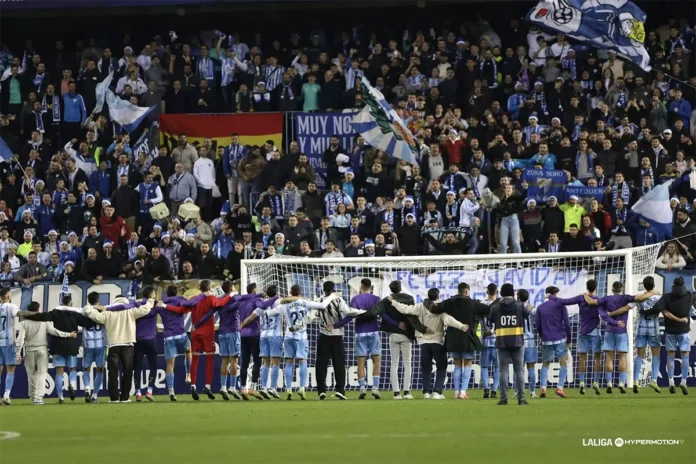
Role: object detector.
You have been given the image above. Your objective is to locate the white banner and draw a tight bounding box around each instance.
[383,268,590,313]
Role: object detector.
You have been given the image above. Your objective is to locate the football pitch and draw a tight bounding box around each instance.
[0,389,694,464]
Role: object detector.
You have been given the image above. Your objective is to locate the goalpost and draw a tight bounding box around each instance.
[240,244,663,392]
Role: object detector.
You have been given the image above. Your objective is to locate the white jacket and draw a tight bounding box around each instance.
[85,298,154,347]
[655,251,686,270]
[16,319,73,353]
[390,299,466,345]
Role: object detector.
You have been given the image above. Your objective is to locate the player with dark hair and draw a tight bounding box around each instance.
[632,276,662,394]
[536,286,572,398]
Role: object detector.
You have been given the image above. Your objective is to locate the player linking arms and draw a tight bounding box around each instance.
[631,276,663,394]
[243,285,337,400]
[639,276,695,395]
[584,281,657,393]
[387,288,469,399]
[167,280,233,401]
[549,279,604,396]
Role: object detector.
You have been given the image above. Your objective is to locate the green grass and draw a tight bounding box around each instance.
[0,388,694,464]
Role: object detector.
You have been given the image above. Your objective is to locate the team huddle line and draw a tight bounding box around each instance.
[0,274,693,405]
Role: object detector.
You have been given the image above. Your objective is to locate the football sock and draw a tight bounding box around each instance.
[633,357,643,382]
[558,366,567,389]
[462,366,472,393]
[270,365,280,389]
[651,356,660,381]
[300,361,308,388]
[541,366,548,389]
[453,367,462,392]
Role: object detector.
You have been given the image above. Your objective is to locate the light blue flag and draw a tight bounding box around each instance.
[526,0,651,71]
[94,71,154,133]
[351,77,420,165]
[631,180,673,239]
[0,136,13,161]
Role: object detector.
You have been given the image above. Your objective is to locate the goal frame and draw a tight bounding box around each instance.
[241,248,648,389]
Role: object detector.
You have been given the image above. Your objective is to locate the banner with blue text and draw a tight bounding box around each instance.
[294,112,358,188]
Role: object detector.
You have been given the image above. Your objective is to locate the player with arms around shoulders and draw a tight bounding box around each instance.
[639,276,695,395]
[517,289,538,399]
[262,284,337,400]
[240,285,281,399]
[536,286,572,398]
[549,279,604,396]
[0,288,40,405]
[584,281,657,394]
[632,276,663,394]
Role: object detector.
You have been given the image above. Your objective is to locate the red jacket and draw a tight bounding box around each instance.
[167,293,231,338]
[100,214,129,246]
[443,140,465,165]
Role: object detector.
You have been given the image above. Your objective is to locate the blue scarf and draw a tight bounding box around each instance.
[596,174,605,186]
[42,94,60,122]
[613,207,628,234]
[33,73,45,93]
[401,205,417,226]
[284,190,295,214]
[446,202,458,227]
[279,83,295,100]
[59,271,70,301]
[612,182,630,205]
[128,278,140,298]
[641,167,654,186]
[221,57,236,86]
[616,90,627,109]
[127,240,138,261]
[199,57,214,81]
[471,176,480,198]
[562,58,576,80]
[572,123,582,142]
[271,194,282,218]
[384,210,395,231]
[480,59,498,86]
[533,90,547,114]
[326,192,343,216]
[548,242,560,252]
[33,111,44,133]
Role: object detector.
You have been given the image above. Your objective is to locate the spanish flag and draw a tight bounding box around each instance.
[159,113,283,157]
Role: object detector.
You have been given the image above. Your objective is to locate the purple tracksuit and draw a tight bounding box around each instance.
[596,294,635,334]
[157,296,190,338]
[335,293,381,332]
[238,294,262,338]
[551,294,600,336]
[535,298,572,343]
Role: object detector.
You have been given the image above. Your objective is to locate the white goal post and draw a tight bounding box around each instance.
[241,245,662,391]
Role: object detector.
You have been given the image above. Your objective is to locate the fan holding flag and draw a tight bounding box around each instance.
[526,0,652,71]
[628,180,674,246]
[350,77,420,167]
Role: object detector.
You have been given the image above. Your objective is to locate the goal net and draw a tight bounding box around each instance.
[241,245,662,392]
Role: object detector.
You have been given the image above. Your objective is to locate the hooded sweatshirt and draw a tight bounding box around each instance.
[642,283,696,335]
[390,298,465,345]
[490,296,532,349]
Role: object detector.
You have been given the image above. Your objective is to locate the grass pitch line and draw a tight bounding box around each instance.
[0,432,20,441]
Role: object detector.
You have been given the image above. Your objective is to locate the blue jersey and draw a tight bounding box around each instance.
[480,314,497,348]
[524,307,537,348]
[81,304,105,349]
[480,299,497,348]
[254,302,283,338]
[636,295,661,337]
[267,298,330,341]
[0,303,20,347]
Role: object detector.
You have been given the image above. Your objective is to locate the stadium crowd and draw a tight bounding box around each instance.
[0,10,695,292]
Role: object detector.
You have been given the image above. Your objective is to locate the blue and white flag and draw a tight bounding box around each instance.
[522,168,567,204]
[631,180,673,238]
[59,271,70,301]
[565,181,605,203]
[0,136,13,161]
[94,71,155,133]
[526,0,651,71]
[351,78,419,165]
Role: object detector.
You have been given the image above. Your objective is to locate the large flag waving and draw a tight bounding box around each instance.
[631,180,673,239]
[93,72,155,133]
[526,0,651,71]
[351,78,419,165]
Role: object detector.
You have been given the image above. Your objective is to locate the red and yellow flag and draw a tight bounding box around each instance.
[159,113,283,156]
